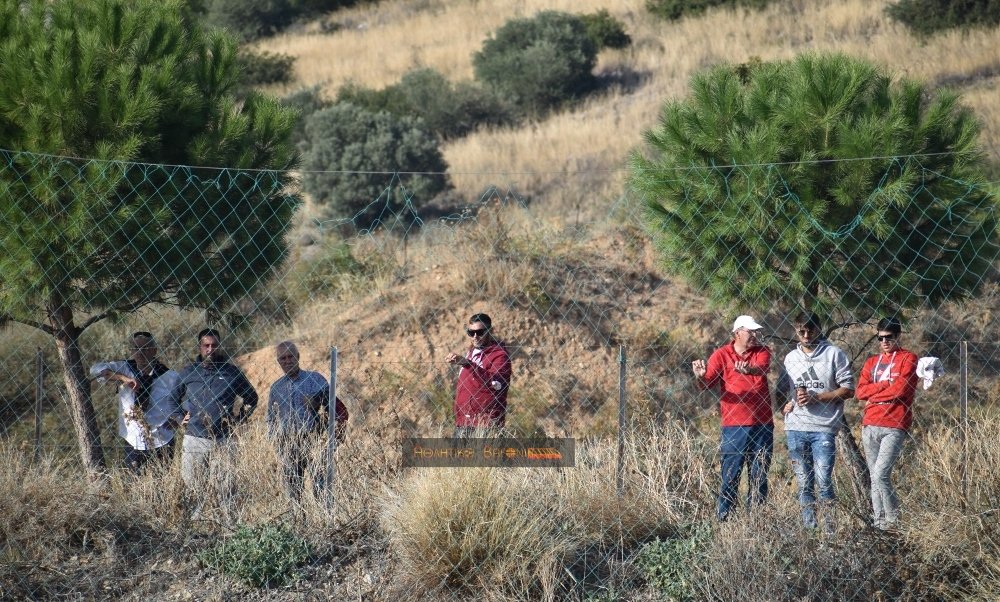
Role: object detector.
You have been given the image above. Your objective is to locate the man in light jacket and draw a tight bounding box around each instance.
[780,311,855,533]
[90,331,179,472]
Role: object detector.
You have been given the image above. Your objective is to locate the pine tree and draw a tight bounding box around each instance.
[630,53,999,321]
[0,0,299,475]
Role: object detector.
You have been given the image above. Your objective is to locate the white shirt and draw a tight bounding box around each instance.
[90,361,181,450]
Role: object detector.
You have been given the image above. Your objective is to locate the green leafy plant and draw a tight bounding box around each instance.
[239,50,296,87]
[286,239,363,305]
[473,11,598,118]
[281,86,331,146]
[645,0,773,21]
[635,524,711,601]
[580,9,631,50]
[336,69,512,140]
[886,0,1000,36]
[198,523,311,588]
[300,102,449,228]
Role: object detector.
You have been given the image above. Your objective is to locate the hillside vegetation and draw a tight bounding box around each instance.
[2,0,1000,600]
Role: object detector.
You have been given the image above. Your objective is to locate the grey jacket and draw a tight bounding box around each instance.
[168,358,258,439]
[780,339,854,433]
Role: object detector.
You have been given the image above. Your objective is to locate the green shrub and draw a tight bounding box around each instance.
[473,11,598,118]
[205,0,381,41]
[645,0,773,21]
[580,9,631,50]
[286,239,362,305]
[337,70,513,139]
[635,524,711,601]
[206,0,297,41]
[396,69,513,138]
[300,103,449,228]
[239,50,296,86]
[281,86,331,146]
[198,523,311,588]
[886,0,1000,36]
[335,81,411,116]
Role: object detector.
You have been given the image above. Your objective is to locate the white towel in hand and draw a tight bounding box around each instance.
[916,357,944,390]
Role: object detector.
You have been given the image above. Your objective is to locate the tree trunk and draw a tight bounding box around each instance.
[48,301,105,476]
[837,415,870,515]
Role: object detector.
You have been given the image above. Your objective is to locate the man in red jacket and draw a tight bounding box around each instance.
[856,317,918,530]
[692,315,773,521]
[446,313,512,437]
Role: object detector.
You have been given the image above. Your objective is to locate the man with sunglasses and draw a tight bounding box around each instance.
[855,317,918,530]
[780,312,854,534]
[692,315,774,522]
[90,331,180,473]
[446,313,512,437]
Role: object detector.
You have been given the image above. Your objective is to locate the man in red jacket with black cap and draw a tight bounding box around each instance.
[446,313,512,438]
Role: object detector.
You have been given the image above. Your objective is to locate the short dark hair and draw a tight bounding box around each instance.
[877,317,902,335]
[792,311,822,331]
[469,313,492,330]
[197,327,221,342]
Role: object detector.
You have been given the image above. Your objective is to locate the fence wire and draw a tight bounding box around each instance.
[1,148,999,601]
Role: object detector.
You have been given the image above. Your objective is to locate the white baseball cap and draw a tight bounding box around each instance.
[732,315,764,332]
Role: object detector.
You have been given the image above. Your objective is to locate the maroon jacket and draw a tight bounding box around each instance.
[453,341,512,428]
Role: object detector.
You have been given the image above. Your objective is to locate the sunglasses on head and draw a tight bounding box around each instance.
[877,334,897,342]
[466,328,488,337]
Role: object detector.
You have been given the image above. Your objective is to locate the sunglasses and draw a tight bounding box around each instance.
[877,334,898,342]
[466,328,488,337]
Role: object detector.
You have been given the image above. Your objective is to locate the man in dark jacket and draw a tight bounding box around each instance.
[168,328,258,507]
[446,313,512,437]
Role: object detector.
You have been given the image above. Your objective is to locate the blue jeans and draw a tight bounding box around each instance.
[718,424,774,520]
[786,430,837,530]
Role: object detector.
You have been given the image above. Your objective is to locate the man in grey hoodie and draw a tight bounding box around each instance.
[780,312,854,533]
[168,328,258,504]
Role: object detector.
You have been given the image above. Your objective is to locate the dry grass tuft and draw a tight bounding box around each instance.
[378,432,695,600]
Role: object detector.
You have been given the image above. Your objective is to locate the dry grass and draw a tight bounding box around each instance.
[4,403,1000,599]
[378,433,687,601]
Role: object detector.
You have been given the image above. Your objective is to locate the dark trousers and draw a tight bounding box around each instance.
[718,424,774,520]
[124,439,174,473]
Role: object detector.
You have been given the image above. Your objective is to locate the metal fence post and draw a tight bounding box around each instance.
[326,346,339,511]
[960,340,968,507]
[616,344,626,498]
[34,348,44,462]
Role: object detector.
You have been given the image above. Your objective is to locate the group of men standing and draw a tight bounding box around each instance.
[88,313,509,505]
[90,310,914,531]
[692,312,918,532]
[91,329,348,505]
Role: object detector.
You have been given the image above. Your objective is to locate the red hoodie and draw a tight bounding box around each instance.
[856,349,918,431]
[699,342,773,426]
[454,341,512,428]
